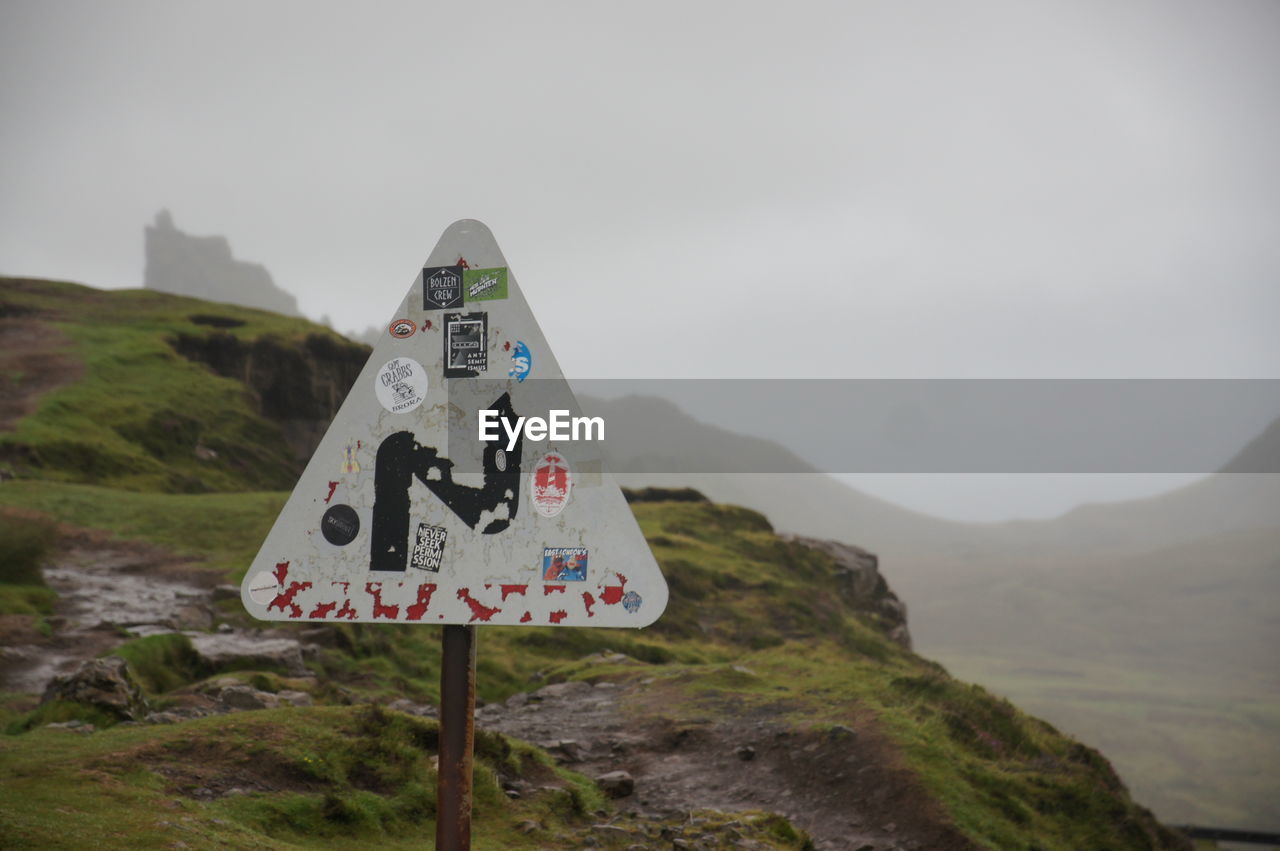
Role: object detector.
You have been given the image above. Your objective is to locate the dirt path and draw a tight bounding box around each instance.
[0,532,215,694]
[0,315,84,433]
[479,676,975,851]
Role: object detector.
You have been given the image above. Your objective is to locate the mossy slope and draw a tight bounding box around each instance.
[0,279,1191,849]
[0,277,368,493]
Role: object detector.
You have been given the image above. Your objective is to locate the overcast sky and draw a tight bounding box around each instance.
[2,0,1277,519]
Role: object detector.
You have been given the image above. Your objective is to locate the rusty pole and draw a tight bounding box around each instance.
[436,624,477,850]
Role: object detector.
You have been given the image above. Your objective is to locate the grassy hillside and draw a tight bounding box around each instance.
[595,394,1280,831]
[0,278,1194,848]
[0,277,368,493]
[0,481,1189,849]
[911,526,1280,828]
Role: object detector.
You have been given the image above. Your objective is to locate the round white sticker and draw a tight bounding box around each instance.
[247,570,280,605]
[375,357,428,414]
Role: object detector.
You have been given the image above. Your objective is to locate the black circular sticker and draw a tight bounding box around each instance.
[321,504,360,546]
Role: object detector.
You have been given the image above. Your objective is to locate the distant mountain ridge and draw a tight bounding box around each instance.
[1219,415,1280,474]
[584,393,1280,561]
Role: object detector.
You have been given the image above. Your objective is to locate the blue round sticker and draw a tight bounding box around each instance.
[509,340,531,382]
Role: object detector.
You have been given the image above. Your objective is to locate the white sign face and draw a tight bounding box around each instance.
[241,220,668,628]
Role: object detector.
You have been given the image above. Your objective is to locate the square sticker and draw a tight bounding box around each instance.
[409,523,447,571]
[443,311,488,378]
[464,267,508,302]
[542,547,588,581]
[423,266,464,310]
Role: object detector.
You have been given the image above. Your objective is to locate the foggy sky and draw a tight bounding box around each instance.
[2,0,1277,519]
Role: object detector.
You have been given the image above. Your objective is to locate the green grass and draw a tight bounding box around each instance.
[562,644,1184,851]
[111,633,210,696]
[0,507,59,615]
[0,704,810,849]
[0,508,58,586]
[0,480,283,579]
[1,277,365,493]
[937,649,1280,830]
[0,585,57,617]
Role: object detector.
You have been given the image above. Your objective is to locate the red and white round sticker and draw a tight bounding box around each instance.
[531,451,573,517]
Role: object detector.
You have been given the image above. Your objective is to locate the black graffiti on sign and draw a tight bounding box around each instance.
[370,392,522,572]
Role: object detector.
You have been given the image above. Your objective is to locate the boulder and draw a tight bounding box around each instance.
[534,680,593,700]
[595,770,635,798]
[218,685,276,710]
[277,689,313,707]
[186,632,309,676]
[44,719,96,733]
[210,585,241,603]
[41,657,148,722]
[548,739,588,763]
[386,698,437,718]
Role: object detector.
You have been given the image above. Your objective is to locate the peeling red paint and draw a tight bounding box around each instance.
[549,610,568,624]
[335,598,358,620]
[544,584,566,595]
[582,591,596,617]
[424,319,432,330]
[309,601,337,619]
[457,255,470,269]
[457,587,501,622]
[273,561,290,585]
[503,340,511,352]
[520,611,532,623]
[269,581,313,618]
[499,584,528,601]
[365,582,401,620]
[405,583,439,621]
[324,482,338,504]
[599,573,628,605]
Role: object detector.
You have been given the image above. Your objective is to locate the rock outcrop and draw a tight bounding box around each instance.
[41,657,149,721]
[144,210,299,317]
[785,535,912,649]
[168,330,369,463]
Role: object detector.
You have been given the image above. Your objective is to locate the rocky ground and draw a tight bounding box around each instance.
[0,531,312,716]
[469,675,970,851]
[0,534,970,850]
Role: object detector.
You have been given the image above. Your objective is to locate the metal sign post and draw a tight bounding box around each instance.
[436,624,476,849]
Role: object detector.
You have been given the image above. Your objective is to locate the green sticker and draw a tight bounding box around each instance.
[464,267,508,302]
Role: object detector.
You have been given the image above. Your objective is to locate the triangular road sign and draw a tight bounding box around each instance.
[241,220,668,628]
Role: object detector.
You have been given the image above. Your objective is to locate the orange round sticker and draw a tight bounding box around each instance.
[388,318,417,339]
